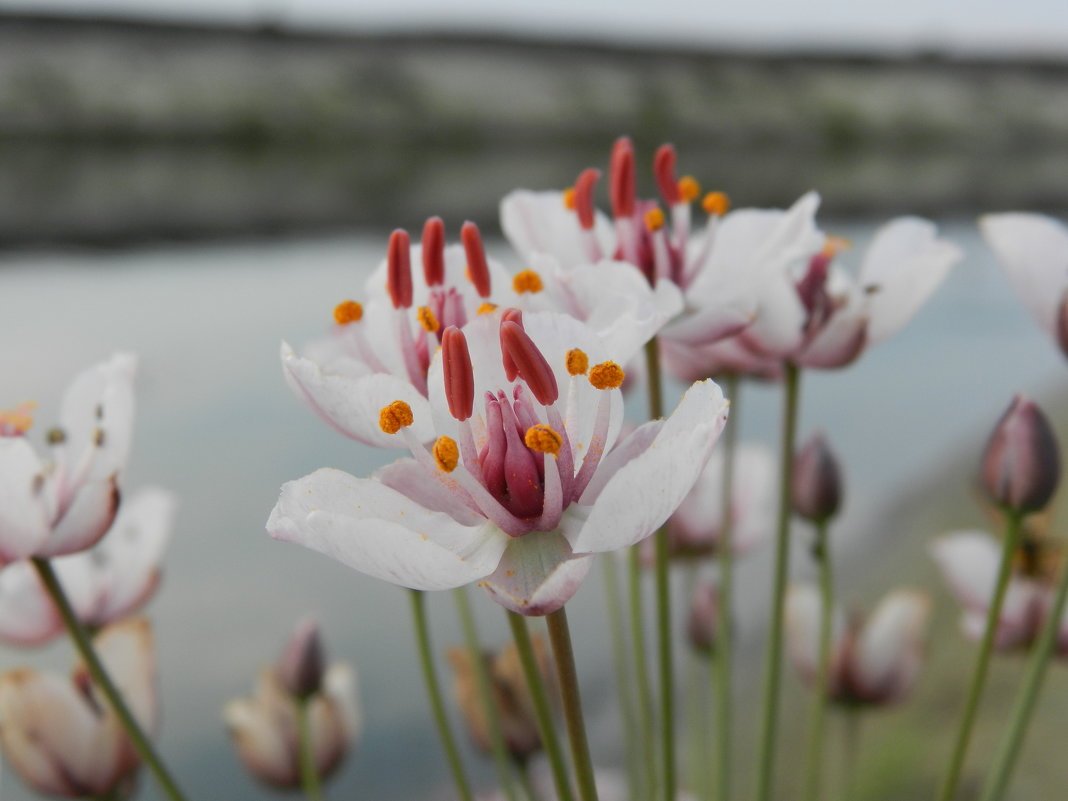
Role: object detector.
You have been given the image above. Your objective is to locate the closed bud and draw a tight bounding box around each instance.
[792,431,842,524]
[687,581,720,655]
[277,618,325,700]
[981,395,1061,515]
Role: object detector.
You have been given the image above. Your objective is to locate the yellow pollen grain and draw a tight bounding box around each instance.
[589,361,625,390]
[417,305,440,332]
[432,436,459,472]
[643,207,665,232]
[0,401,36,435]
[677,175,701,203]
[562,187,577,210]
[378,400,414,435]
[702,191,730,216]
[565,348,589,376]
[477,302,498,315]
[524,424,563,458]
[512,269,544,294]
[333,299,363,325]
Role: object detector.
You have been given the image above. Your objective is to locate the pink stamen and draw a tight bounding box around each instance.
[610,137,636,219]
[500,321,559,406]
[534,452,564,532]
[394,313,427,395]
[387,229,413,309]
[572,388,613,500]
[421,216,446,287]
[574,168,601,231]
[545,404,575,503]
[654,144,680,206]
[461,221,492,298]
[442,288,467,331]
[442,327,475,421]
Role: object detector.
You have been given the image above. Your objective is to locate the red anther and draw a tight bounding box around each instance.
[387,229,413,309]
[654,144,680,206]
[609,136,636,218]
[442,327,475,422]
[461,221,492,298]
[573,168,601,231]
[500,308,523,382]
[500,321,559,406]
[422,216,446,287]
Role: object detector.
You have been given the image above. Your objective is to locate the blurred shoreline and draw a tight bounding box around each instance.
[3,11,1068,248]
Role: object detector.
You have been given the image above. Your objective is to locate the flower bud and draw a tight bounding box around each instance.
[687,581,720,654]
[981,395,1061,515]
[277,618,325,700]
[792,431,842,524]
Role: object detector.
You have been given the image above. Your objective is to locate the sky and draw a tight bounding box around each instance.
[3,0,1068,53]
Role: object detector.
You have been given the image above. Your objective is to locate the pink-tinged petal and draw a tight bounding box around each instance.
[376,459,484,526]
[0,438,51,564]
[501,190,615,269]
[323,662,361,743]
[659,336,782,383]
[0,561,64,646]
[58,352,137,482]
[852,590,930,702]
[569,379,729,553]
[795,306,868,369]
[225,670,300,787]
[784,583,845,686]
[281,342,435,448]
[94,618,158,736]
[861,217,962,346]
[36,477,120,558]
[576,419,663,505]
[742,271,807,357]
[980,213,1068,338]
[480,529,593,616]
[268,468,506,591]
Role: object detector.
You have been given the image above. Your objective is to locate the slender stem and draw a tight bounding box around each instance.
[755,361,802,801]
[454,588,519,801]
[936,511,1025,801]
[802,520,833,801]
[516,759,540,801]
[714,372,739,801]
[296,696,325,801]
[602,555,642,801]
[978,550,1068,801]
[506,611,576,801]
[644,339,676,801]
[31,557,191,801]
[840,709,862,801]
[408,589,474,801]
[546,608,600,801]
[628,547,659,797]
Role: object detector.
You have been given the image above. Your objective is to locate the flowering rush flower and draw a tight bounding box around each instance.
[980,212,1068,358]
[785,584,930,706]
[269,309,729,615]
[0,487,175,646]
[930,530,1068,652]
[0,354,136,566]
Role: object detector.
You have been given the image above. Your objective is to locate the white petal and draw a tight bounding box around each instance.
[323,662,361,743]
[569,379,729,553]
[852,590,930,701]
[58,352,137,482]
[795,306,868,369]
[36,477,119,558]
[0,438,51,564]
[500,190,614,269]
[785,583,845,685]
[94,618,158,735]
[268,468,506,591]
[480,529,593,616]
[0,561,64,646]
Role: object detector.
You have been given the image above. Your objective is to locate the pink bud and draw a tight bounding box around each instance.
[277,619,324,700]
[981,395,1061,515]
[792,431,843,524]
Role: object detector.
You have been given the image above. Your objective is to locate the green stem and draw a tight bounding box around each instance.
[628,546,659,798]
[714,372,739,801]
[802,521,833,801]
[31,557,191,801]
[506,611,576,801]
[408,589,474,801]
[755,362,802,801]
[840,708,862,801]
[936,510,1025,801]
[516,758,540,801]
[602,555,642,801]
[546,608,600,801]
[454,588,519,801]
[296,696,324,801]
[978,547,1068,801]
[644,339,676,801]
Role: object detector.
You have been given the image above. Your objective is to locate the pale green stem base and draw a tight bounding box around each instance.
[601,555,642,801]
[802,521,833,801]
[546,608,599,801]
[937,511,1025,801]
[408,589,474,801]
[296,696,324,801]
[32,557,191,801]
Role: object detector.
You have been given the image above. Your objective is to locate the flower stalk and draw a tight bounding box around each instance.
[628,546,659,796]
[295,696,324,801]
[801,520,833,801]
[601,555,643,800]
[545,608,599,801]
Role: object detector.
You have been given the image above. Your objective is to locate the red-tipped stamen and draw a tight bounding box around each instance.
[574,168,601,231]
[610,137,636,219]
[387,229,413,309]
[500,308,524,382]
[461,221,492,298]
[654,144,679,206]
[442,327,475,422]
[500,321,559,406]
[422,216,446,287]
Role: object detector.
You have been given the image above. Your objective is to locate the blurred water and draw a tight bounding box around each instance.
[0,219,1062,800]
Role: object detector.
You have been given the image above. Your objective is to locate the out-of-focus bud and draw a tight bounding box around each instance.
[981,395,1061,516]
[0,619,157,799]
[277,618,324,700]
[448,635,556,764]
[687,581,720,654]
[792,431,842,525]
[225,625,359,790]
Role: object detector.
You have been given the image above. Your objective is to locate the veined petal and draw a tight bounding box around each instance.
[795,307,868,369]
[852,590,930,702]
[501,189,615,269]
[0,437,51,564]
[480,529,593,616]
[569,379,729,553]
[268,468,506,591]
[58,352,137,483]
[36,477,120,558]
[281,341,436,448]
